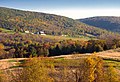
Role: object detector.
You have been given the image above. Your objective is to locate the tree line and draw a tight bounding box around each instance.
[0,38,120,59]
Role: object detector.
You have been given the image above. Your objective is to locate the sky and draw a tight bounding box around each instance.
[0,0,120,19]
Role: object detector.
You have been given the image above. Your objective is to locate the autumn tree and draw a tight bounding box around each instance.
[0,43,4,50]
[105,64,119,82]
[75,55,104,82]
[0,43,6,59]
[18,57,54,82]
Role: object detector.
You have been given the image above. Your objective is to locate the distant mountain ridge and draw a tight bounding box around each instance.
[79,16,120,33]
[0,7,117,38]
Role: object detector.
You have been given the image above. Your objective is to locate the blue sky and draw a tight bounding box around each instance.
[0,0,120,19]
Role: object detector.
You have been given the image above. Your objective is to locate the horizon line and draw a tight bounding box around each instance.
[1,6,120,19]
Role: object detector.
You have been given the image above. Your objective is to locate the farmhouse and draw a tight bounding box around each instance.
[35,31,46,35]
[40,31,46,35]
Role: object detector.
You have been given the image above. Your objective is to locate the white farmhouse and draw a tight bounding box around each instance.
[40,31,46,35]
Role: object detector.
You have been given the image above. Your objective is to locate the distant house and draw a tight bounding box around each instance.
[35,31,46,35]
[40,31,46,35]
[40,31,44,34]
[35,32,40,34]
[25,31,29,33]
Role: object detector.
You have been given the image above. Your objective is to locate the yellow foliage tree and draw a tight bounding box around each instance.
[77,54,104,82]
[17,57,54,82]
[0,43,5,58]
[0,43,4,50]
[105,64,119,82]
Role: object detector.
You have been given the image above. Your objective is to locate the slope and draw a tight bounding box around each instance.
[0,7,114,38]
[79,16,120,33]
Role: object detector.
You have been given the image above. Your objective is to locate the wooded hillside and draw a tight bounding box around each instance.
[0,7,115,37]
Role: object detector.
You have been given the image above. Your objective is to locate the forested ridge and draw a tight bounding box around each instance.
[0,7,115,37]
[79,16,120,33]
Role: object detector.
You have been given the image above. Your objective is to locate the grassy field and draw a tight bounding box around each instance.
[0,48,120,81]
[0,56,120,82]
[0,27,94,41]
[0,48,120,70]
[42,35,92,41]
[0,28,15,34]
[104,60,120,70]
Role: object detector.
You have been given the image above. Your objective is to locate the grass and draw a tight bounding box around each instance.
[40,35,92,41]
[104,60,120,70]
[0,56,120,82]
[9,66,22,69]
[54,57,65,60]
[8,60,18,62]
[0,27,96,41]
[0,28,15,34]
[19,60,26,64]
[6,59,27,70]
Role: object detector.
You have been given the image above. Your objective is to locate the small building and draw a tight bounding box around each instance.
[25,31,29,33]
[40,31,44,34]
[40,31,46,35]
[35,31,46,35]
[36,32,40,34]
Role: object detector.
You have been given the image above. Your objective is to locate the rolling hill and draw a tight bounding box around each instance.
[0,7,116,38]
[79,16,120,33]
